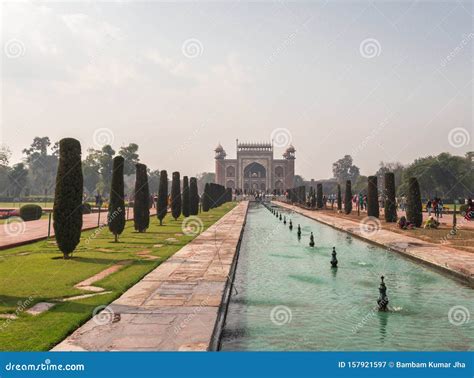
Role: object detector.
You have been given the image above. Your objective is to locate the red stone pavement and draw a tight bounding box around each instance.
[0,208,157,250]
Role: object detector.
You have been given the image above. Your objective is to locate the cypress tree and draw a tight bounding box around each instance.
[53,138,83,258]
[316,183,323,209]
[337,184,342,211]
[133,163,150,232]
[367,175,379,218]
[171,171,182,220]
[344,180,352,214]
[310,187,316,208]
[157,170,168,225]
[108,156,126,242]
[202,183,211,212]
[384,172,397,222]
[182,176,190,217]
[189,177,199,215]
[407,177,423,227]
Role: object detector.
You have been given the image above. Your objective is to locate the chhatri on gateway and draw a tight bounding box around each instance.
[214,140,296,193]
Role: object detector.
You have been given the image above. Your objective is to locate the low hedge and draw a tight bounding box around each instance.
[19,204,43,221]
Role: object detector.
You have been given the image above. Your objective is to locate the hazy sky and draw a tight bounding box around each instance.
[1,0,472,180]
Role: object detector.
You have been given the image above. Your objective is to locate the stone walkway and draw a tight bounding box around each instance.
[276,201,474,285]
[0,209,156,250]
[52,201,248,351]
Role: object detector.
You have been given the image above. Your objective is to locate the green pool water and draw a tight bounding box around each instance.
[220,203,473,351]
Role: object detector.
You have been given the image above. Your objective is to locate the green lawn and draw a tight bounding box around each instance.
[0,202,55,209]
[0,202,236,351]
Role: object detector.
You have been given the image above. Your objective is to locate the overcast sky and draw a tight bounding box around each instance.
[1,0,472,180]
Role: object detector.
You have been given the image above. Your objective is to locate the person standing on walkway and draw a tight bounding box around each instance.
[426,199,432,216]
[438,198,444,218]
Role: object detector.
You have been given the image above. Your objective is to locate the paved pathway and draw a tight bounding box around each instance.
[52,201,248,351]
[276,201,474,285]
[0,208,156,250]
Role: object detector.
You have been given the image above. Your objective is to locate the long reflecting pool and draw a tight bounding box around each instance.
[220,203,473,351]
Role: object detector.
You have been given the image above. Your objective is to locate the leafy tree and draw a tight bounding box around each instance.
[23,136,58,196]
[86,145,116,196]
[182,176,190,217]
[0,145,11,167]
[82,153,101,195]
[118,143,140,175]
[171,171,182,220]
[148,169,160,194]
[316,183,323,209]
[367,176,379,218]
[134,163,150,232]
[108,156,126,242]
[53,138,83,258]
[196,172,216,193]
[399,153,473,199]
[344,180,352,214]
[406,177,423,227]
[376,161,404,192]
[294,175,305,188]
[8,163,28,197]
[384,172,397,222]
[189,177,199,215]
[157,170,168,225]
[332,155,360,184]
[337,184,342,211]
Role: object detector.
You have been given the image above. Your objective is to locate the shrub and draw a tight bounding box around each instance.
[108,156,126,242]
[171,171,182,220]
[182,176,190,217]
[53,138,83,258]
[406,177,423,227]
[133,163,150,232]
[337,184,342,211]
[367,175,379,218]
[157,170,168,225]
[20,204,42,221]
[189,177,199,215]
[344,180,352,214]
[384,172,397,222]
[81,203,92,214]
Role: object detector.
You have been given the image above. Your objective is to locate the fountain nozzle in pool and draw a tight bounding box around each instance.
[309,232,315,247]
[377,276,389,312]
[297,224,301,238]
[331,247,338,268]
[283,216,286,225]
[289,220,293,230]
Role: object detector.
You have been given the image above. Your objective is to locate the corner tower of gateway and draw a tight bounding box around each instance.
[214,140,295,193]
